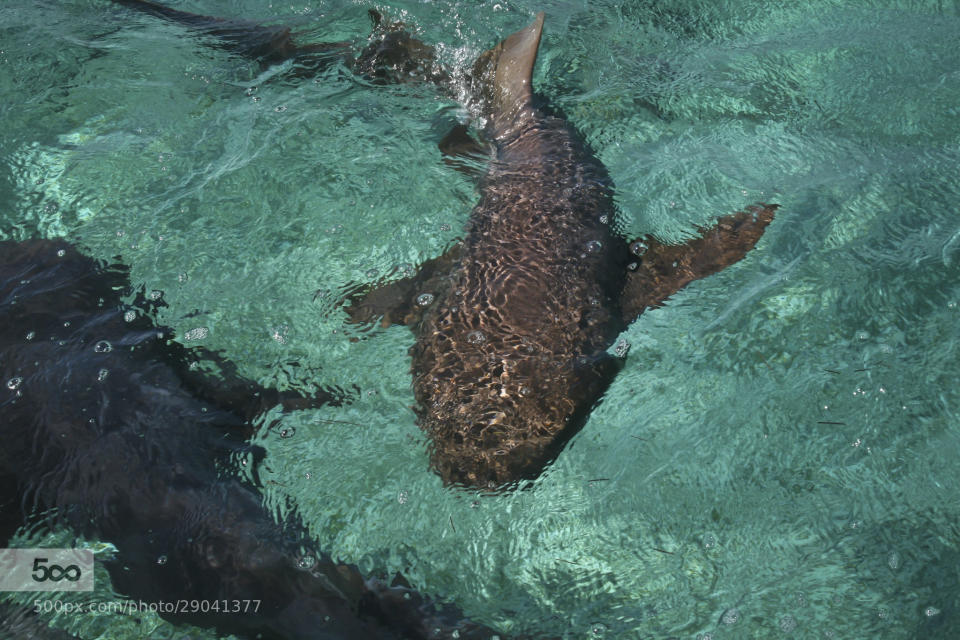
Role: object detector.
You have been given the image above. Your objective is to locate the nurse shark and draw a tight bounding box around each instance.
[107,1,775,489]
[0,240,508,640]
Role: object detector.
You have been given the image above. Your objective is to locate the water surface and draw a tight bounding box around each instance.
[2,0,959,638]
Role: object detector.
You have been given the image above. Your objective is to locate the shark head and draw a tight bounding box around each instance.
[415,350,619,488]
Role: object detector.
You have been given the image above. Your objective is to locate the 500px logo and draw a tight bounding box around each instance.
[0,549,94,592]
[31,557,83,583]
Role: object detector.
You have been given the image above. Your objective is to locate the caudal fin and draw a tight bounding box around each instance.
[109,0,351,67]
[470,12,545,139]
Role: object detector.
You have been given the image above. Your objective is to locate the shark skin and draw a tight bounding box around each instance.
[346,15,776,488]
[104,2,776,487]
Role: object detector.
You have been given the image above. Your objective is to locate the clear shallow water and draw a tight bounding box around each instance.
[2,0,959,638]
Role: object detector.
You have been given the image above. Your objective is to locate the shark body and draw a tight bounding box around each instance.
[345,15,775,487]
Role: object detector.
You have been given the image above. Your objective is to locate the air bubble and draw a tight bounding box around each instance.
[365,268,379,278]
[297,555,317,570]
[720,608,740,625]
[124,310,136,322]
[416,293,434,306]
[589,622,608,638]
[467,330,486,345]
[925,606,940,617]
[7,377,23,390]
[397,490,409,504]
[585,240,602,253]
[779,615,797,632]
[614,339,630,358]
[25,331,35,341]
[97,369,109,382]
[183,327,209,341]
[156,555,168,565]
[519,386,531,397]
[629,241,648,256]
[271,326,288,344]
[56,249,66,257]
[887,551,901,570]
[93,340,112,353]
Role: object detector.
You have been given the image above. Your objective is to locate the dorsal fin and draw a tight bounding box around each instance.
[470,12,545,139]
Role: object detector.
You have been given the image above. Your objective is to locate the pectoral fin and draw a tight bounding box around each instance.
[169,343,352,427]
[621,203,777,322]
[339,242,463,328]
[438,123,491,180]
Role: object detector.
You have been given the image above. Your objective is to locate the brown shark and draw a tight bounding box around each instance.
[106,2,775,488]
[345,15,775,488]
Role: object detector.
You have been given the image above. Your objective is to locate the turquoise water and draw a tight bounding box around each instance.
[2,0,960,638]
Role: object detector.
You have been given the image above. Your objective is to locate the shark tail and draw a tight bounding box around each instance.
[470,12,545,139]
[110,0,225,29]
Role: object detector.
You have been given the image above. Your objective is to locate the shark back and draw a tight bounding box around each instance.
[411,15,628,487]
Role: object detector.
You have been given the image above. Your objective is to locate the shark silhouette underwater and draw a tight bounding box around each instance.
[0,240,518,640]
[101,1,776,490]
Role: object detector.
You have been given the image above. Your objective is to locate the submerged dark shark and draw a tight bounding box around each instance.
[0,240,511,640]
[105,1,776,489]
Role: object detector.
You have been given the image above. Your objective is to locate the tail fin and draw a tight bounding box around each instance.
[109,0,351,67]
[470,12,545,139]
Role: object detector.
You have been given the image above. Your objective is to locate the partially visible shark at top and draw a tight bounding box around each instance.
[110,0,777,488]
